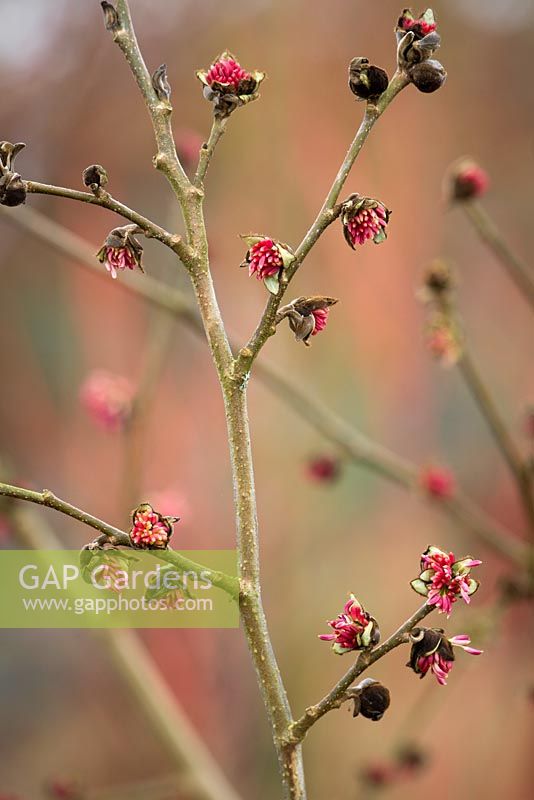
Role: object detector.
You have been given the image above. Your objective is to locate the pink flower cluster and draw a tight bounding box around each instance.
[411,545,481,616]
[129,503,175,550]
[399,15,437,37]
[79,370,134,432]
[206,56,251,89]
[453,163,490,200]
[247,238,283,281]
[101,246,138,280]
[319,595,379,654]
[345,204,389,247]
[311,307,328,335]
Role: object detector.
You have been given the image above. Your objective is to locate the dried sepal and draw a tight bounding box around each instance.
[100,1,120,32]
[152,64,172,102]
[0,141,26,207]
[82,164,108,191]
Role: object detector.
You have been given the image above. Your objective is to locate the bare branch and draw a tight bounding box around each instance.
[194,117,228,188]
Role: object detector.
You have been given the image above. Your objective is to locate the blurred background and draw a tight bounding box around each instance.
[0,0,533,798]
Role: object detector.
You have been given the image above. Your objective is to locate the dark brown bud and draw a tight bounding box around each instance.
[82,164,108,191]
[276,296,338,346]
[423,260,453,295]
[152,64,172,102]
[348,58,389,102]
[350,679,391,722]
[409,59,447,93]
[0,172,26,206]
[101,1,120,32]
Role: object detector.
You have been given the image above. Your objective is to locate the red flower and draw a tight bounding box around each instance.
[96,224,144,280]
[311,307,329,335]
[407,628,483,686]
[240,235,295,293]
[411,546,481,616]
[341,194,390,249]
[129,503,178,550]
[206,56,251,90]
[419,465,455,498]
[319,595,379,654]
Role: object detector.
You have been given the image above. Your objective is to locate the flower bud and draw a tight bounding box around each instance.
[152,63,172,102]
[101,1,120,32]
[341,194,390,248]
[0,172,26,206]
[422,259,453,296]
[197,52,265,118]
[306,455,341,484]
[348,58,389,102]
[0,141,26,171]
[96,224,144,279]
[350,678,391,721]
[129,502,179,550]
[419,465,455,499]
[276,295,338,345]
[447,158,490,202]
[426,314,462,367]
[408,59,446,93]
[82,164,108,191]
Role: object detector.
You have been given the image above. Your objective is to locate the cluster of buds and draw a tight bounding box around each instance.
[79,369,134,431]
[341,194,390,249]
[348,58,389,103]
[276,296,338,346]
[96,224,145,280]
[396,9,446,94]
[0,141,26,207]
[347,678,391,721]
[419,464,456,499]
[407,627,482,685]
[129,502,179,550]
[197,52,265,118]
[446,157,490,203]
[319,595,380,654]
[411,545,481,616]
[306,454,341,484]
[240,235,294,294]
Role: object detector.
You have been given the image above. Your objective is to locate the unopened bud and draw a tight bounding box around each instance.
[101,1,120,32]
[152,63,172,102]
[82,164,108,191]
[0,172,26,206]
[348,58,389,102]
[409,59,447,93]
[350,678,391,722]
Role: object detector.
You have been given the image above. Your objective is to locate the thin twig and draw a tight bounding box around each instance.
[457,348,534,536]
[0,481,238,598]
[0,204,525,566]
[121,312,175,510]
[7,500,242,800]
[194,117,228,187]
[235,72,410,377]
[461,200,534,314]
[288,603,434,744]
[25,180,192,264]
